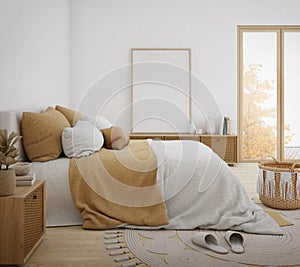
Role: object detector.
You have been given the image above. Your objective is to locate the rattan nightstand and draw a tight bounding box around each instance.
[0,180,46,265]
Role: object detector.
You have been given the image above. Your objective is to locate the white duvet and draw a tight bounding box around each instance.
[145,139,282,234]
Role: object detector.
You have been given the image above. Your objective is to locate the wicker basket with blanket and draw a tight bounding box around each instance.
[257,156,300,210]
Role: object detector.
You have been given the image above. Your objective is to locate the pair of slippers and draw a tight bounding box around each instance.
[192,231,244,254]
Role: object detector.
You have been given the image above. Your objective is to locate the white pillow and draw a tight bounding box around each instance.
[62,120,104,158]
[85,115,112,130]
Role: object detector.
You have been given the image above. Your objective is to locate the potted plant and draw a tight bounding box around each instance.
[0,129,22,196]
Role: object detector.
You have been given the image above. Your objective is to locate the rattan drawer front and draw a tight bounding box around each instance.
[164,135,200,141]
[200,136,237,163]
[0,180,45,265]
[130,135,164,140]
[130,134,200,141]
[223,137,237,163]
[201,137,227,157]
[164,135,180,140]
[24,186,44,257]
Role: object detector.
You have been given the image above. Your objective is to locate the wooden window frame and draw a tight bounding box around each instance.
[238,26,300,162]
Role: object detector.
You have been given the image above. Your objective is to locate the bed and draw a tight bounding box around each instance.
[0,107,82,226]
[0,107,282,235]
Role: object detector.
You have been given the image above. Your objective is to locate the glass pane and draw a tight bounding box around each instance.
[242,32,277,160]
[284,32,300,159]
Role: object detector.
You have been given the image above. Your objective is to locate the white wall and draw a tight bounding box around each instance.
[1,0,299,131]
[0,0,70,111]
[70,0,300,133]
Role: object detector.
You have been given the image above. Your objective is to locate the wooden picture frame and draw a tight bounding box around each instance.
[131,48,191,133]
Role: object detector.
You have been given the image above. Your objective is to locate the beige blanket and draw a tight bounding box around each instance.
[69,140,169,229]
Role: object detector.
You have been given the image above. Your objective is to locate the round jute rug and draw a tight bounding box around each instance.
[124,210,300,266]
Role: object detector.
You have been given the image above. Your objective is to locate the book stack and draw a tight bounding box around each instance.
[16,172,36,186]
[222,117,231,135]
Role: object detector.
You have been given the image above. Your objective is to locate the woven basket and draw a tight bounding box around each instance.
[258,156,300,210]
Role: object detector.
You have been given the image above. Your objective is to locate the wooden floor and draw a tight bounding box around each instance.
[230,163,259,199]
[25,163,260,267]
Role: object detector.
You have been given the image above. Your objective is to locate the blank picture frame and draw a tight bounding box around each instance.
[131,48,191,133]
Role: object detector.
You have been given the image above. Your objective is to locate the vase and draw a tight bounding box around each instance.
[187,121,196,134]
[205,117,216,134]
[0,169,16,196]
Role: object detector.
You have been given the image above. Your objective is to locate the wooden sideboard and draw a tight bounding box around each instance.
[129,133,238,164]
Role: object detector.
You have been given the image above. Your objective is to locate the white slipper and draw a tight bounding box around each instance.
[192,232,228,254]
[225,231,245,254]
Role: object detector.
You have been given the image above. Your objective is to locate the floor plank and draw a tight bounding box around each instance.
[230,163,259,198]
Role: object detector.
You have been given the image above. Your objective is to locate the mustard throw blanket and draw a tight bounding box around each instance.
[69,140,168,229]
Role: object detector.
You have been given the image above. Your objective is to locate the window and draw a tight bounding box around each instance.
[238,26,300,162]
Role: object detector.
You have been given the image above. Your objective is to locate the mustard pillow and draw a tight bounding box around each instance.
[101,126,129,150]
[21,107,70,162]
[55,105,85,127]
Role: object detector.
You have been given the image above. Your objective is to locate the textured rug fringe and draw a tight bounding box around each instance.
[104,234,124,239]
[109,250,129,256]
[105,230,123,234]
[106,245,126,250]
[105,239,123,244]
[121,261,142,267]
[115,255,134,262]
[104,229,142,266]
